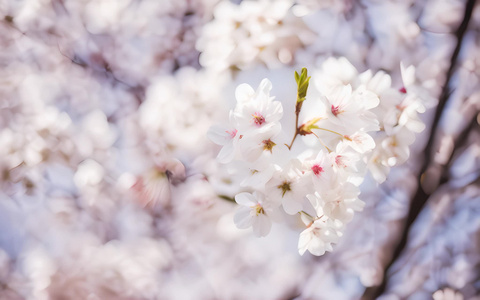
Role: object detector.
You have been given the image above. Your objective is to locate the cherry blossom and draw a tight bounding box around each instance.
[298,217,340,256]
[211,62,425,256]
[234,191,280,237]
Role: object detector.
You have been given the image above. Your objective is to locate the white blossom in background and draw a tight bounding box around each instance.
[197,0,315,72]
[0,0,478,299]
[433,288,465,300]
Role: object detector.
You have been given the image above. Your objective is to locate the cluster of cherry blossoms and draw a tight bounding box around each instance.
[197,0,314,72]
[210,57,426,256]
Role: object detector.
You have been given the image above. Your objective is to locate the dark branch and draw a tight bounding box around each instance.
[361,0,477,298]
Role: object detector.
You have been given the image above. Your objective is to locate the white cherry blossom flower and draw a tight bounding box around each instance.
[323,85,379,131]
[298,217,340,256]
[210,59,426,257]
[132,158,186,209]
[309,183,364,225]
[300,149,336,192]
[329,142,361,175]
[233,191,280,237]
[367,152,391,184]
[265,163,306,215]
[238,135,280,162]
[233,78,283,137]
[380,128,416,166]
[229,159,276,190]
[396,96,426,133]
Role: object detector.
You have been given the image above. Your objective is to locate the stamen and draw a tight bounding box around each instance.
[253,204,265,216]
[311,164,324,176]
[277,181,291,197]
[263,139,276,153]
[252,112,266,126]
[331,105,342,116]
[226,129,238,138]
[335,155,346,168]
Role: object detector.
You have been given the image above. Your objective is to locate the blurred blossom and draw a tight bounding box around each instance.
[0,0,478,299]
[433,288,464,300]
[197,0,315,72]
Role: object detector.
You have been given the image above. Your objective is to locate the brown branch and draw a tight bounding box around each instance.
[286,112,300,150]
[361,0,477,298]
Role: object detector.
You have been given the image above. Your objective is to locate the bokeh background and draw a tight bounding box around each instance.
[0,0,479,299]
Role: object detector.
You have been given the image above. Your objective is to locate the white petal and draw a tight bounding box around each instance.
[308,235,326,256]
[235,192,257,207]
[252,214,271,237]
[234,207,254,229]
[348,132,375,153]
[207,125,231,146]
[358,133,376,152]
[257,78,272,95]
[282,197,302,215]
[267,101,284,122]
[298,228,312,255]
[368,71,392,94]
[329,84,352,106]
[405,118,425,133]
[241,166,275,189]
[217,142,236,163]
[355,86,380,110]
[235,83,255,103]
[400,62,416,87]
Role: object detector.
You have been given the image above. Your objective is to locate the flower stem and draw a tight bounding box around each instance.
[312,132,332,153]
[316,127,345,138]
[285,111,300,150]
[300,210,314,219]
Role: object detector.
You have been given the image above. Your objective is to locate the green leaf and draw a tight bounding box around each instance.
[295,67,311,104]
[218,195,235,202]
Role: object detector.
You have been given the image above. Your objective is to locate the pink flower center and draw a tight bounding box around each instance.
[226,129,238,139]
[335,155,346,168]
[331,105,342,116]
[252,112,266,126]
[399,87,407,94]
[311,164,324,176]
